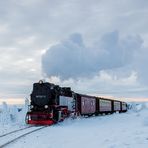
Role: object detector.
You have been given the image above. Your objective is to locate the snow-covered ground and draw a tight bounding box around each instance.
[0,102,148,148]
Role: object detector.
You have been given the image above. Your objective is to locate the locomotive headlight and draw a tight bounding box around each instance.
[44,105,48,109]
[30,105,34,109]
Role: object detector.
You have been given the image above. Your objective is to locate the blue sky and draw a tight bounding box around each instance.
[0,0,148,101]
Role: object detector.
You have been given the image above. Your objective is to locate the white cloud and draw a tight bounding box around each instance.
[42,31,142,79]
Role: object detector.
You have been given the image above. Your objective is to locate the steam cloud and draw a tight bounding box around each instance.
[42,31,144,81]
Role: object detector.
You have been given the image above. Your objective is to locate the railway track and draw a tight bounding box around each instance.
[0,126,47,148]
[0,126,33,138]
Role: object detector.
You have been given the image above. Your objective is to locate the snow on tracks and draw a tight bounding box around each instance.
[0,126,47,148]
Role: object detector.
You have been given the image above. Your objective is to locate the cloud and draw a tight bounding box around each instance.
[42,31,142,79]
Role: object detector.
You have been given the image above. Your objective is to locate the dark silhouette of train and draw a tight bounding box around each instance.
[26,80,127,125]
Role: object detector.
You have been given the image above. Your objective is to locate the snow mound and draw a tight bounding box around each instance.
[129,102,148,112]
[0,99,28,126]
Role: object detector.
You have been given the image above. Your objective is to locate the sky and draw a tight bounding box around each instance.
[0,0,148,103]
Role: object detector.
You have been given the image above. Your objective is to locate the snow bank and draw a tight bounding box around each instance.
[128,102,148,127]
[0,100,29,125]
[128,102,148,112]
[0,99,29,134]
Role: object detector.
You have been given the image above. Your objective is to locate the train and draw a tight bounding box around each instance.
[26,80,127,125]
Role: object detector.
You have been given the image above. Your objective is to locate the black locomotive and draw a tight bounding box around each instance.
[26,80,127,125]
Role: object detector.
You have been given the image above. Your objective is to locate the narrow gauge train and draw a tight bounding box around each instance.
[26,80,127,125]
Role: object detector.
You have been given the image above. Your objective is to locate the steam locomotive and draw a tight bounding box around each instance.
[26,80,127,125]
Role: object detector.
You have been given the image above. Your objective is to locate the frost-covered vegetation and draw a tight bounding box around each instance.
[0,99,29,126]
